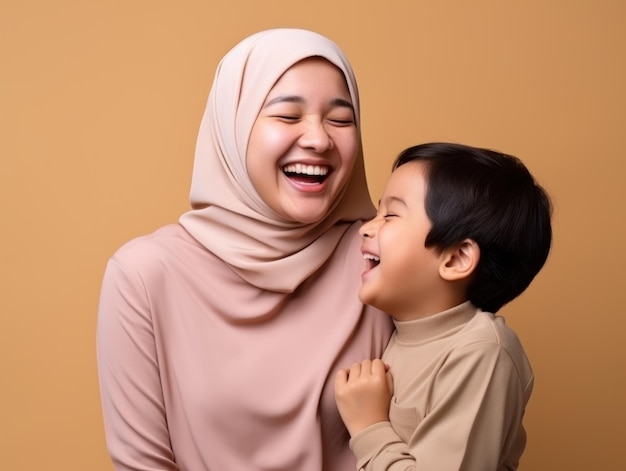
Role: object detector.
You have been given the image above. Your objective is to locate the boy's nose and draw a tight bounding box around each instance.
[359,218,379,238]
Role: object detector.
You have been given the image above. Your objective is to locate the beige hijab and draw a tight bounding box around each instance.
[179,28,375,292]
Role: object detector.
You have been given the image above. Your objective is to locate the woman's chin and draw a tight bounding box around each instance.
[281,203,332,225]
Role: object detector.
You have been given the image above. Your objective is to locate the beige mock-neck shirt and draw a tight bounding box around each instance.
[351,302,533,471]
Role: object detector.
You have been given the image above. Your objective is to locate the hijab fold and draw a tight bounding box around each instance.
[179,28,375,292]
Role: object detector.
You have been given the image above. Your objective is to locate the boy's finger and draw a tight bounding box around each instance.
[371,359,387,375]
[349,362,362,379]
[335,368,348,383]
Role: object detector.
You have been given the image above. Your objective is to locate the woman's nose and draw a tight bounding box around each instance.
[298,119,333,152]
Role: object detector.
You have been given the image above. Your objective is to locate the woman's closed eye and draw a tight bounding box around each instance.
[326,111,355,126]
[327,118,354,126]
[272,114,301,122]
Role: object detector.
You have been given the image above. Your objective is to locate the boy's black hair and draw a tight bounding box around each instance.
[394,142,552,313]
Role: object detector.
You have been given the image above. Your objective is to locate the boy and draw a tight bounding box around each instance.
[334,142,552,470]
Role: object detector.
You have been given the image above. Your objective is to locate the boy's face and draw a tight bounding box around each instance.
[358,161,448,321]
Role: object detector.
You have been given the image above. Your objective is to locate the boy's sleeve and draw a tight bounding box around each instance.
[349,342,529,471]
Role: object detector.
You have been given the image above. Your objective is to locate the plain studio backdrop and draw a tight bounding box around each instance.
[1,1,624,470]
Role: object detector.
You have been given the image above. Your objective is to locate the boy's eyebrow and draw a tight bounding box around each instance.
[263,95,354,112]
[378,196,407,207]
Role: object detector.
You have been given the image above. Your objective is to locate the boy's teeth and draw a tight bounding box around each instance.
[363,253,380,262]
[283,164,329,176]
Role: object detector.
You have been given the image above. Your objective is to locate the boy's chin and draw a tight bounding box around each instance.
[358,288,378,309]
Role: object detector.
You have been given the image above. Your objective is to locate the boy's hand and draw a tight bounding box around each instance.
[334,359,394,437]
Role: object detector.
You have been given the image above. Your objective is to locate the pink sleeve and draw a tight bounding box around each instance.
[96,257,179,471]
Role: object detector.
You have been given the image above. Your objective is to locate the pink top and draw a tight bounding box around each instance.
[98,224,391,470]
[97,28,393,470]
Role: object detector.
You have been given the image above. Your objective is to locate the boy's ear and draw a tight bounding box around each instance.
[439,239,480,281]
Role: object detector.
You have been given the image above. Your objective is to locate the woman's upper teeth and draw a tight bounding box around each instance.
[283,164,329,176]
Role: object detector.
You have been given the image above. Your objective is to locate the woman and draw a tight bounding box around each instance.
[97,28,393,470]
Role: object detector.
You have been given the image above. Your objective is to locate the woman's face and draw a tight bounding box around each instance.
[246,57,359,224]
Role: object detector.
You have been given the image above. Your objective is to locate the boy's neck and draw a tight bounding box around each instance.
[390,292,469,322]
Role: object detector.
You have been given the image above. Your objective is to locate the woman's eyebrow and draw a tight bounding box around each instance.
[264,95,304,107]
[263,95,354,113]
[331,98,354,112]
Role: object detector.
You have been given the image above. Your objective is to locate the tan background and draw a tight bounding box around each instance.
[1,1,624,469]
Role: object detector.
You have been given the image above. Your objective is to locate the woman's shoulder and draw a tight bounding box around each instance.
[110,224,207,273]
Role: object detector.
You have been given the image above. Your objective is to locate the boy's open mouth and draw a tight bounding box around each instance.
[363,253,380,270]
